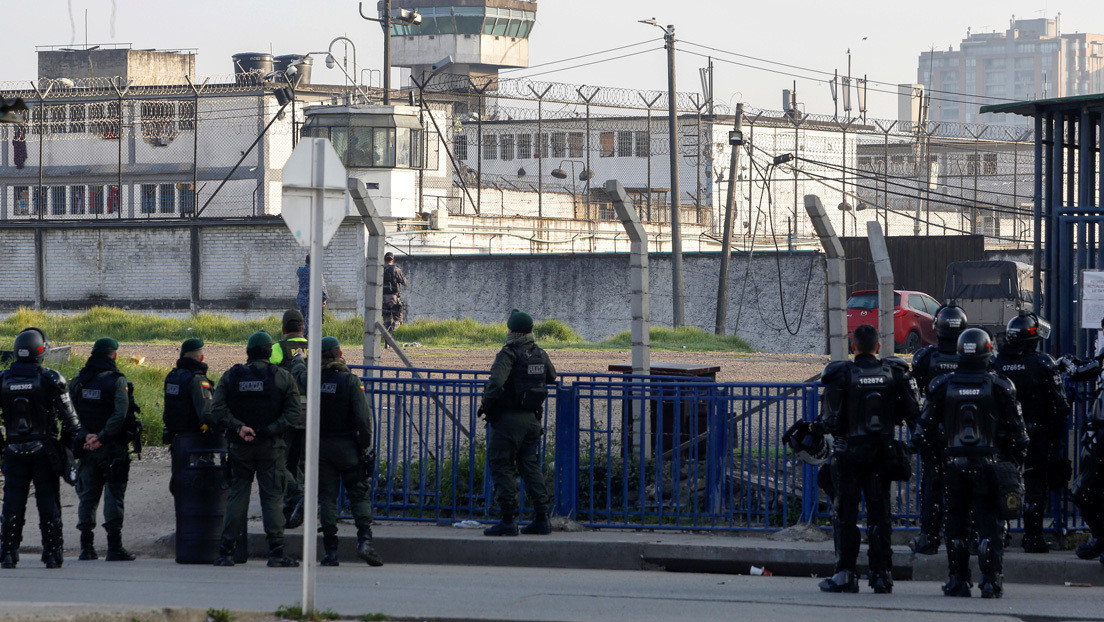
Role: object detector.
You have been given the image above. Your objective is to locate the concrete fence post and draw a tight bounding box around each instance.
[348,178,386,371]
[803,194,848,361]
[866,220,895,355]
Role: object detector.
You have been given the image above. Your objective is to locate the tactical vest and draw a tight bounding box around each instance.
[993,353,1045,423]
[319,368,354,435]
[383,264,400,296]
[163,367,201,434]
[0,369,53,439]
[75,371,120,433]
[503,343,549,411]
[844,362,896,437]
[275,337,308,370]
[224,363,282,431]
[943,373,999,455]
[917,349,960,394]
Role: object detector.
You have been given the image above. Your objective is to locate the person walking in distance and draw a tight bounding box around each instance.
[813,324,920,594]
[479,310,556,537]
[210,332,302,568]
[382,252,408,333]
[297,254,327,334]
[0,328,91,569]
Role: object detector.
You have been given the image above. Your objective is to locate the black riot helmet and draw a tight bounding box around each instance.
[782,420,830,466]
[12,327,49,364]
[933,303,969,343]
[1003,310,1050,355]
[957,328,993,369]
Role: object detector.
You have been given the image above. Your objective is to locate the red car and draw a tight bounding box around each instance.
[846,289,942,353]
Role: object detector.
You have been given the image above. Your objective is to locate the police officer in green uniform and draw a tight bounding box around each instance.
[210,331,301,568]
[70,337,136,562]
[162,338,214,469]
[315,336,383,567]
[479,309,556,537]
[271,310,308,529]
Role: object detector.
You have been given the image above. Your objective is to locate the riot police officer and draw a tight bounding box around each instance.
[992,311,1070,553]
[315,337,383,567]
[210,331,301,568]
[909,303,969,555]
[813,324,920,594]
[920,328,1028,599]
[1063,325,1104,562]
[1,329,92,569]
[271,310,308,530]
[71,337,136,562]
[479,309,556,537]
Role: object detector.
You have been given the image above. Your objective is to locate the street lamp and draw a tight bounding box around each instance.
[640,17,685,327]
[0,96,28,123]
[552,160,593,214]
[359,1,422,106]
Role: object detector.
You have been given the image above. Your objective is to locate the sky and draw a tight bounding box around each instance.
[6,0,1104,120]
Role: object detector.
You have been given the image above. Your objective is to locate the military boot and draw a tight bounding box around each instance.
[1021,533,1050,553]
[267,545,299,568]
[0,516,23,569]
[320,532,340,567]
[942,540,972,597]
[105,531,135,561]
[483,509,519,537]
[908,532,940,555]
[977,539,1004,599]
[40,519,64,569]
[869,571,893,594]
[818,570,859,593]
[78,530,98,560]
[521,511,552,535]
[1077,537,1104,560]
[356,526,384,567]
[213,542,236,567]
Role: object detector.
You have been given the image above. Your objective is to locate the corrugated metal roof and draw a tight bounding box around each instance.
[980,93,1104,116]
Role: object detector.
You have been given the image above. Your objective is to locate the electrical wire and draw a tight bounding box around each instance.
[498,39,659,74]
[499,47,666,81]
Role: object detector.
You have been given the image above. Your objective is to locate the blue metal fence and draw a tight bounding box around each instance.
[347,364,1091,534]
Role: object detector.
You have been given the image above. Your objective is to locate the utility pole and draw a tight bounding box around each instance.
[665,25,685,326]
[715,103,742,335]
[383,0,392,104]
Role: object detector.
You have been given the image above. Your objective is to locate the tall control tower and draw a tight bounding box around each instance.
[386,0,536,89]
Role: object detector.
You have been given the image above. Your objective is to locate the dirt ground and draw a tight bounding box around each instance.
[6,345,828,560]
[68,342,830,385]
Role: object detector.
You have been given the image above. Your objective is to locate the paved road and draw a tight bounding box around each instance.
[2,561,1103,621]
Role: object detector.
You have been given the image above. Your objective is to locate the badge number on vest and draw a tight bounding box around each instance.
[10,383,33,391]
[321,382,338,394]
[239,381,265,392]
[82,389,102,400]
[528,364,545,375]
[165,384,181,396]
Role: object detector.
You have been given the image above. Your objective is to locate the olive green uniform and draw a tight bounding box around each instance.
[271,337,308,516]
[162,357,215,475]
[210,358,301,553]
[317,360,375,551]
[481,332,556,515]
[70,361,130,536]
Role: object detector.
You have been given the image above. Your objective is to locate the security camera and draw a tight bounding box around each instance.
[325,55,335,69]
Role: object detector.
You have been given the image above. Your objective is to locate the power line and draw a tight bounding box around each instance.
[499,39,659,75]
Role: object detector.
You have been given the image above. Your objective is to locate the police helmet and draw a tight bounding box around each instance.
[782,420,830,466]
[933,303,969,341]
[957,328,993,364]
[1005,310,1051,346]
[13,328,48,364]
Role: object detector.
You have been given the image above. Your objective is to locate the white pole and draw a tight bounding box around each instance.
[302,140,325,612]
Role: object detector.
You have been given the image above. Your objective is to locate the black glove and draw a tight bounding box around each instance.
[360,449,376,481]
[477,405,487,419]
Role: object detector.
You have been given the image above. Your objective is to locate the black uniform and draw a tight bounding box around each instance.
[992,348,1070,550]
[383,262,408,332]
[1066,348,1104,560]
[814,353,920,593]
[910,342,961,552]
[920,360,1028,597]
[0,360,84,568]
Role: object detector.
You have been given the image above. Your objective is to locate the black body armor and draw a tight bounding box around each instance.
[319,368,354,435]
[163,367,199,434]
[845,362,897,437]
[942,373,999,455]
[223,364,282,432]
[503,343,549,411]
[73,371,119,434]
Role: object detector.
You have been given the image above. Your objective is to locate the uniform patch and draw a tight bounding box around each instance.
[200,381,212,389]
[527,364,545,375]
[321,382,338,394]
[82,389,102,400]
[239,381,265,392]
[165,384,181,396]
[9,383,33,391]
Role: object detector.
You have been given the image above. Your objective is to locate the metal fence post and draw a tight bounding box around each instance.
[705,386,725,515]
[554,384,578,519]
[800,385,820,523]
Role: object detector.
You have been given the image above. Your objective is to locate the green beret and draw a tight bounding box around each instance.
[247,331,273,350]
[180,337,205,355]
[321,336,340,352]
[91,337,119,354]
[506,309,534,333]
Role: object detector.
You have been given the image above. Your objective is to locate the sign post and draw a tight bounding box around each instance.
[281,137,347,613]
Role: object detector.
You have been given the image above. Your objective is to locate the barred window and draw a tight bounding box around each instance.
[33,186,46,214]
[70,186,86,215]
[550,132,566,158]
[482,134,498,160]
[141,184,157,214]
[599,132,615,157]
[50,186,66,215]
[617,131,634,157]
[107,185,119,214]
[455,135,468,160]
[159,184,176,213]
[499,134,514,161]
[179,185,195,215]
[517,133,532,159]
[634,131,649,157]
[89,186,105,214]
[13,186,30,215]
[539,133,550,158]
[568,132,584,158]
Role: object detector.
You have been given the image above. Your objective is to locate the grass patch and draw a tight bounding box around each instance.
[275,604,342,621]
[595,326,754,352]
[360,615,391,622]
[206,609,235,622]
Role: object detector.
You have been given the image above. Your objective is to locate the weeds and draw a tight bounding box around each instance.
[360,615,390,622]
[275,604,342,621]
[206,608,235,622]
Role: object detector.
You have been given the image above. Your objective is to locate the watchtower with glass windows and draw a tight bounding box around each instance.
[387,0,536,89]
[299,104,426,219]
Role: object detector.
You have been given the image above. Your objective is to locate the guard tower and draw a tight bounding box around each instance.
[386,0,536,89]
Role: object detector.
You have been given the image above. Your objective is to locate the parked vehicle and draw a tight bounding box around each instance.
[943,260,1034,345]
[846,289,942,353]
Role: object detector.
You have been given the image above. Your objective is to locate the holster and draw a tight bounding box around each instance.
[106,455,132,484]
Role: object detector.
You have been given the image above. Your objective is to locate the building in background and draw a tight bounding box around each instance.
[922,17,1104,126]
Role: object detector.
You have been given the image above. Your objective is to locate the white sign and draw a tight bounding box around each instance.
[1081,270,1104,329]
[281,138,348,247]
